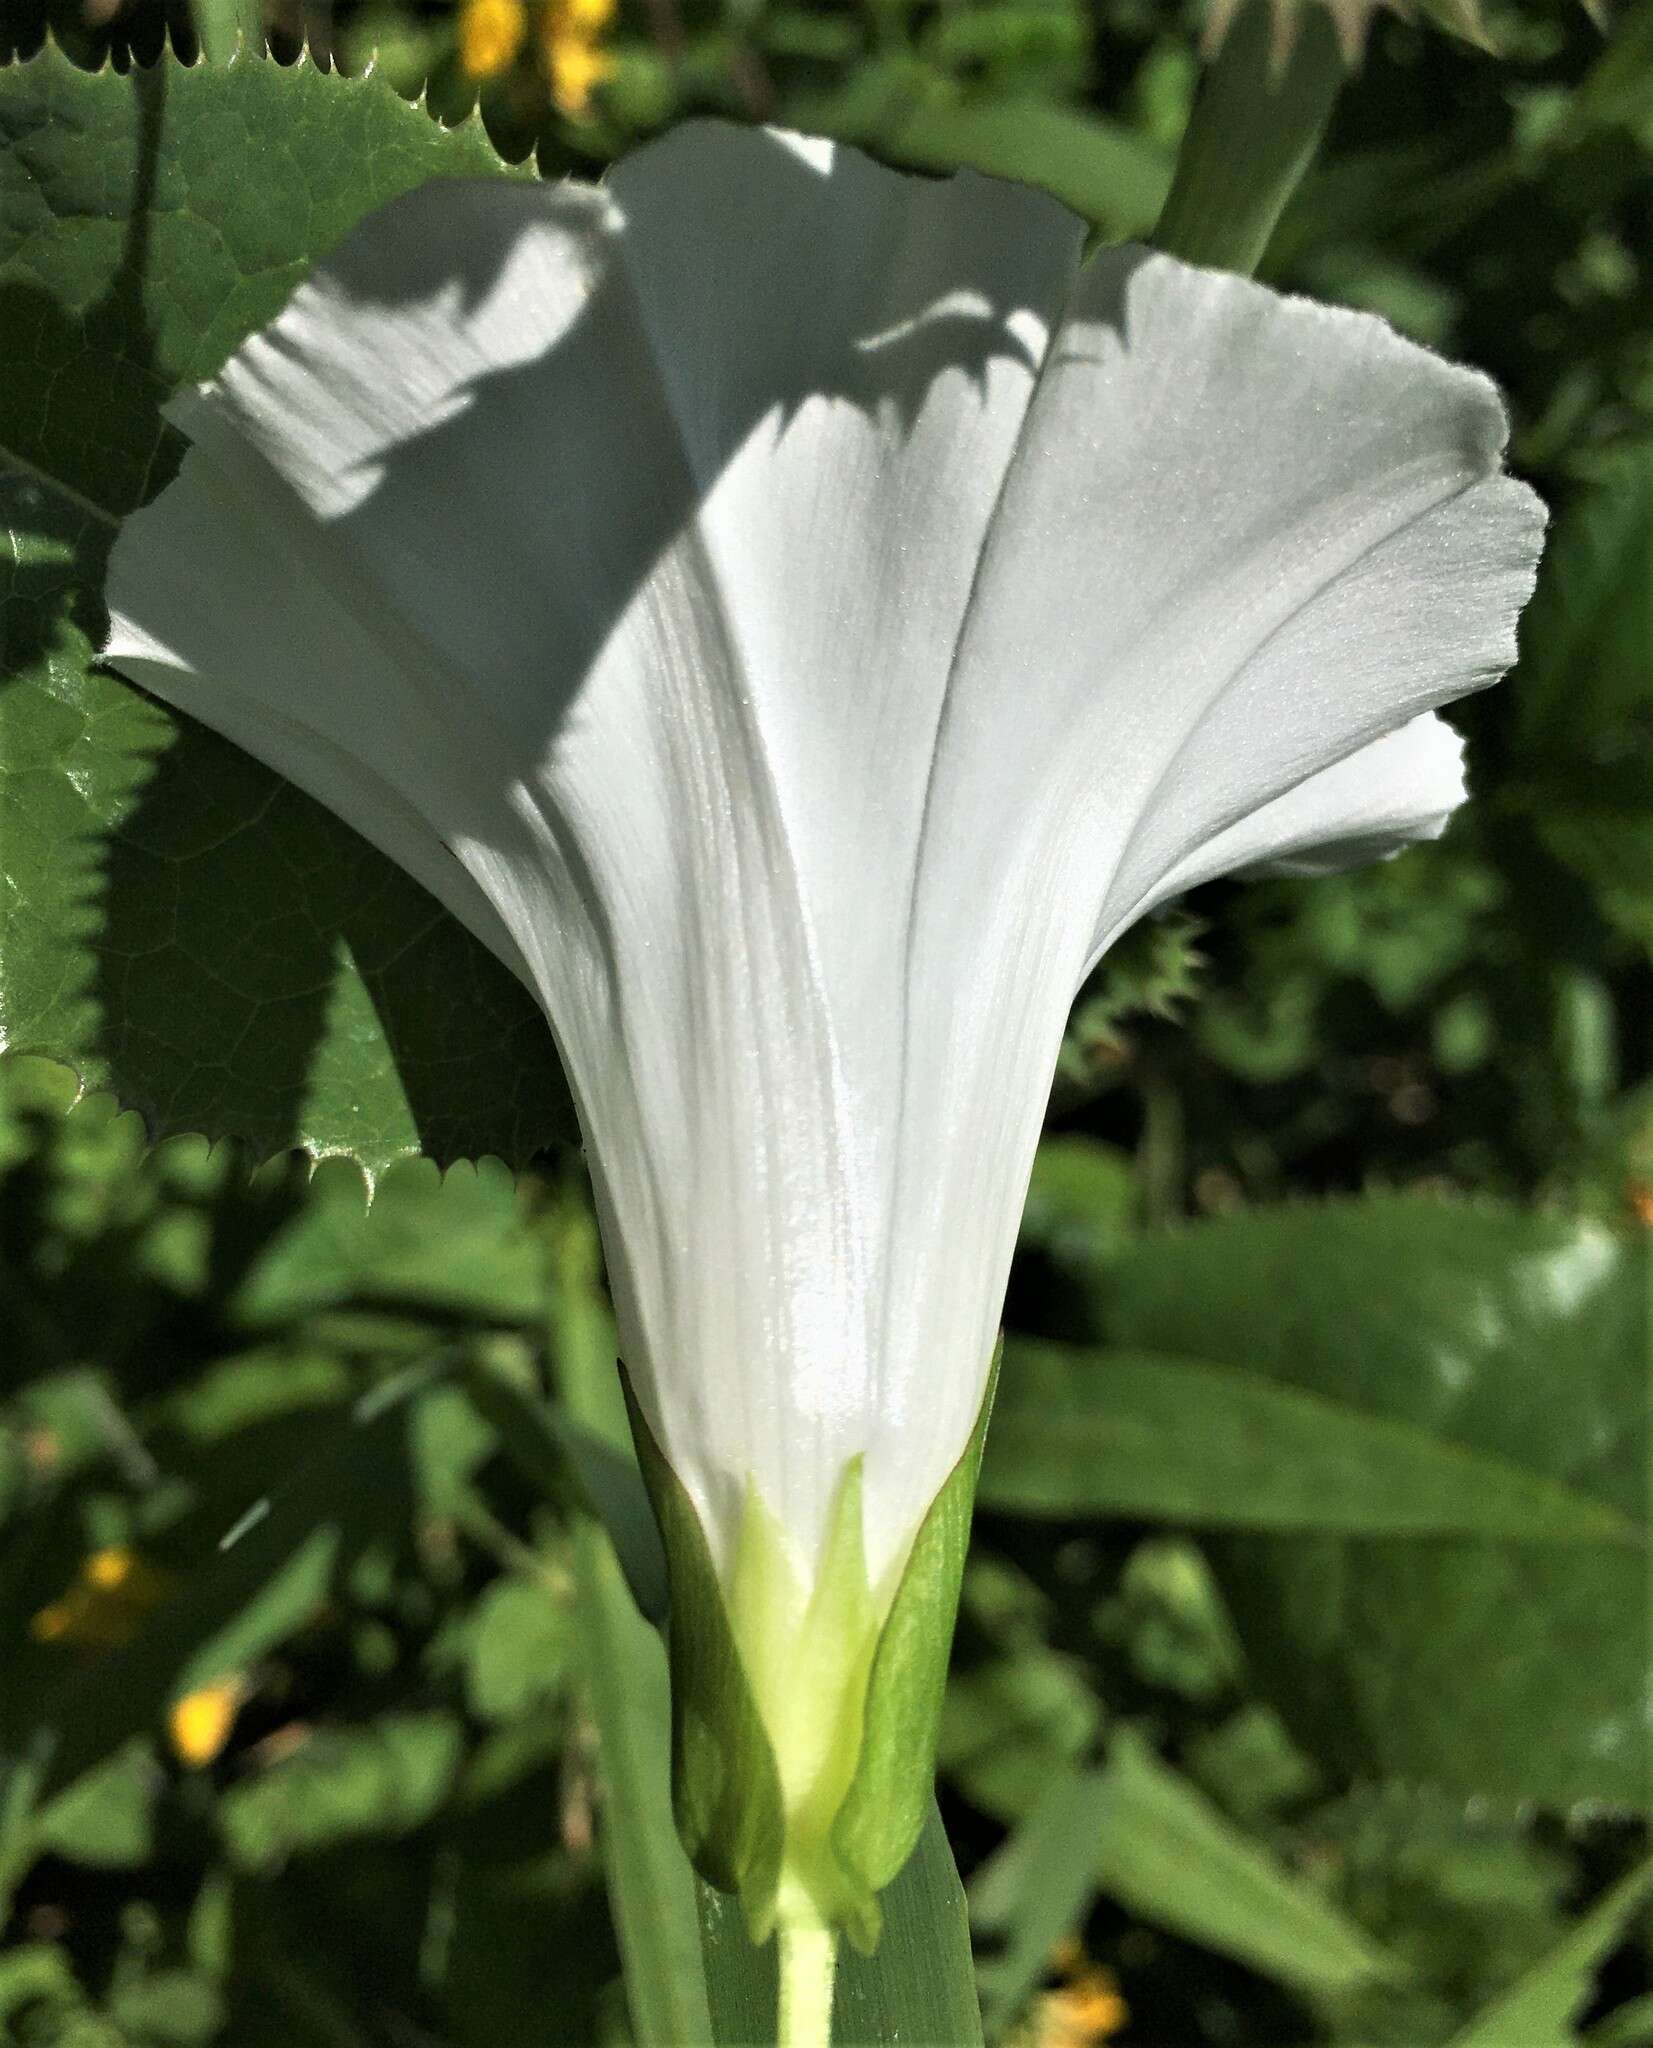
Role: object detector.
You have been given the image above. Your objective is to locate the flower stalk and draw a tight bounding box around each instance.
[1153,0,1349,276]
[777,1898,838,2048]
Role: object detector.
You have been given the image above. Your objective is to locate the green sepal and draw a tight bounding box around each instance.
[830,1344,1000,1950]
[622,1349,1000,1953]
[621,1371,787,1939]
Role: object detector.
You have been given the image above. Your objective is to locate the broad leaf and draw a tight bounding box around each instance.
[1075,1198,1647,1810]
[219,1711,465,1872]
[806,75,1170,236]
[0,44,572,1176]
[701,1805,984,2048]
[982,1339,1638,1540]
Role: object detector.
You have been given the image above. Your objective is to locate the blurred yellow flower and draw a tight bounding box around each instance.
[30,1546,172,1651]
[540,0,616,116]
[1035,1941,1129,2048]
[169,1678,245,1769]
[458,0,529,80]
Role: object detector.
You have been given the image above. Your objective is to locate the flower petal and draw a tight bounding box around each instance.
[105,128,1083,1588]
[1124,710,1469,927]
[865,258,1542,1563]
[105,144,1542,1611]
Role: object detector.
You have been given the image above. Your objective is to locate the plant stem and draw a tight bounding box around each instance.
[1152,0,1348,279]
[777,1902,837,2048]
[192,0,264,65]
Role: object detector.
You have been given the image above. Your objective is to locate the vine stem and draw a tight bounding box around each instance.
[777,1903,838,2048]
[1151,0,1348,278]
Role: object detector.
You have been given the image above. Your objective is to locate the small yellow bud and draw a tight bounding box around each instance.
[1034,1942,1129,2047]
[169,1679,244,1769]
[458,0,529,80]
[30,1547,173,1651]
[86,1545,138,1590]
[561,0,616,34]
[544,28,615,116]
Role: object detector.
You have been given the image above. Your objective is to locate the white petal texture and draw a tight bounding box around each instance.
[104,125,1543,1609]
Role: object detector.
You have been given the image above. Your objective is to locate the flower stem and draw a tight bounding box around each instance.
[1152,0,1348,279]
[777,1902,838,2048]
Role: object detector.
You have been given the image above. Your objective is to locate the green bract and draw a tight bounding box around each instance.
[626,1359,997,1948]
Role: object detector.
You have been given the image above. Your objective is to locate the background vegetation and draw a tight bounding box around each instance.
[0,0,1648,2042]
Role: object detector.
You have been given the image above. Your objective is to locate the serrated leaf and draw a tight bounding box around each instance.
[0,44,572,1176]
[1083,1198,1648,1810]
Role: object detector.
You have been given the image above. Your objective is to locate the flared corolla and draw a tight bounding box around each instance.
[105,122,1542,1926]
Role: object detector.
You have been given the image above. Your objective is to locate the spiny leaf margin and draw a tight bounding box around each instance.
[0,38,573,1182]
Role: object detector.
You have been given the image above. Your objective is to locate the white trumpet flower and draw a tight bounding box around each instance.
[104,123,1542,1951]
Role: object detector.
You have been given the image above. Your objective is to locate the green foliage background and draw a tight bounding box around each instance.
[0,0,1649,2042]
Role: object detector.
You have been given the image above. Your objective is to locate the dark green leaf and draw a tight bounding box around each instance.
[802,69,1170,236]
[1087,1198,1647,1809]
[218,1712,464,1870]
[1448,1856,1653,2048]
[700,1804,983,2048]
[982,1339,1638,1540]
[0,45,571,1176]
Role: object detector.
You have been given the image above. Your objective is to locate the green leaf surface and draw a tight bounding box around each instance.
[982,1339,1638,1540]
[1449,1855,1653,2048]
[0,43,571,1177]
[1084,1198,1648,1810]
[462,1575,575,1723]
[31,1737,158,1868]
[969,1767,1112,2040]
[551,1201,719,2048]
[811,85,1170,237]
[1093,1730,1400,2000]
[230,1153,545,1330]
[219,1711,464,1871]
